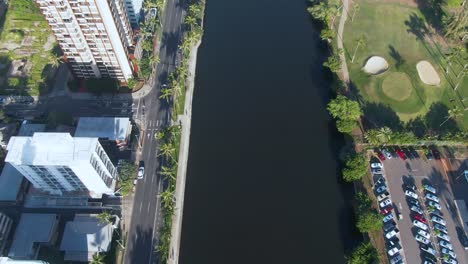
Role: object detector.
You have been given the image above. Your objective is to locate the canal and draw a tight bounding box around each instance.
[179,0,359,263]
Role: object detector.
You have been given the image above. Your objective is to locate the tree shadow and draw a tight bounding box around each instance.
[125,225,155,264]
[362,102,403,131]
[414,0,445,32]
[406,116,427,138]
[388,45,405,70]
[424,102,460,136]
[404,13,428,41]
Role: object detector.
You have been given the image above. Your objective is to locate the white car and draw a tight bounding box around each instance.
[405,190,418,199]
[423,184,437,194]
[380,199,392,208]
[432,216,446,226]
[425,193,440,203]
[417,229,430,239]
[439,240,453,250]
[427,201,442,210]
[410,205,423,214]
[420,245,437,256]
[434,223,448,233]
[377,192,390,202]
[383,213,394,223]
[441,248,456,259]
[437,233,451,241]
[415,234,430,244]
[371,162,383,168]
[386,229,399,239]
[443,258,458,264]
[413,220,428,230]
[382,149,393,159]
[376,185,387,194]
[388,246,400,256]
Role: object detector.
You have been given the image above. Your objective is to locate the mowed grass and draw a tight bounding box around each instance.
[344,0,468,129]
[0,0,56,96]
[381,72,412,101]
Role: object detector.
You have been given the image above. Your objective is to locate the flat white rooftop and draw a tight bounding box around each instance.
[6,133,98,165]
[75,117,131,141]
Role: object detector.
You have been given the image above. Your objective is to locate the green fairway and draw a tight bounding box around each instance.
[344,0,468,129]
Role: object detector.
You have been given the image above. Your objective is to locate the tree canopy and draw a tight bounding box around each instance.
[327,95,362,120]
[356,211,383,233]
[342,154,368,182]
[347,242,378,264]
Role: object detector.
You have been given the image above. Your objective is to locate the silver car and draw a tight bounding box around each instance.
[441,248,456,259]
[439,240,453,250]
[437,233,451,241]
[431,216,446,226]
[416,234,430,244]
[425,193,440,203]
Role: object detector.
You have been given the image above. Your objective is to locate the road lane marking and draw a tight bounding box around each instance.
[140,202,143,213]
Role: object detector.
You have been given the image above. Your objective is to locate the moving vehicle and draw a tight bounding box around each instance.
[420,244,437,256]
[414,214,427,223]
[425,193,440,203]
[431,216,446,226]
[434,223,448,233]
[415,234,430,244]
[417,229,430,239]
[137,161,145,180]
[413,220,428,230]
[377,192,390,201]
[410,205,423,214]
[405,190,418,199]
[423,184,437,194]
[441,248,456,259]
[439,240,453,250]
[380,199,392,208]
[427,201,441,210]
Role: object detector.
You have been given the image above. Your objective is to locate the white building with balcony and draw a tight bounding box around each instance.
[5,133,117,198]
[35,0,135,82]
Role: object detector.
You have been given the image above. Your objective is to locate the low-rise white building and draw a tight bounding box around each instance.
[6,133,117,198]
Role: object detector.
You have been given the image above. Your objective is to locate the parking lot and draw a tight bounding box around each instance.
[372,147,468,264]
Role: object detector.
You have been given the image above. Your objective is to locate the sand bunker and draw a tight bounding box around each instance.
[416,61,440,86]
[363,56,389,75]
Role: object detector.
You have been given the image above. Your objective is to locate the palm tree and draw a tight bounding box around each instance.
[364,129,381,145]
[323,54,341,72]
[160,189,175,207]
[90,253,105,264]
[159,87,173,101]
[142,39,154,53]
[160,166,176,181]
[377,127,392,144]
[49,53,62,67]
[159,142,175,158]
[184,15,197,30]
[307,2,330,22]
[440,106,463,126]
[189,4,202,19]
[155,130,166,140]
[454,67,467,90]
[320,27,335,41]
[351,35,366,63]
[97,211,113,225]
[351,3,360,22]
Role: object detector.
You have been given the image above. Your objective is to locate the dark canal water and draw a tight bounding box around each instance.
[179,0,359,263]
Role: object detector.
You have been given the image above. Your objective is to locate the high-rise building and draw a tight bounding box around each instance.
[5,133,117,198]
[124,0,144,27]
[35,0,135,82]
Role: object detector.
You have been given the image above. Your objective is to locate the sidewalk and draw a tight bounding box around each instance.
[167,40,200,264]
[337,0,350,90]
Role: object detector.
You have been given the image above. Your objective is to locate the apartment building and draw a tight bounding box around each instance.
[124,0,144,27]
[0,213,13,256]
[35,0,135,82]
[5,133,117,198]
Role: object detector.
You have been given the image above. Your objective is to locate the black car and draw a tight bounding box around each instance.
[409,147,420,158]
[426,149,434,160]
[384,221,397,232]
[401,147,414,159]
[431,148,441,159]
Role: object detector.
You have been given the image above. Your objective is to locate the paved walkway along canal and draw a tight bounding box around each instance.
[179,0,360,263]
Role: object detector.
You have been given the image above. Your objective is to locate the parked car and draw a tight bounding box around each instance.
[417,229,430,239]
[381,206,393,215]
[416,234,431,244]
[376,185,388,194]
[437,232,450,242]
[439,240,453,250]
[431,216,446,226]
[442,258,458,264]
[409,147,420,158]
[405,190,418,199]
[427,201,442,210]
[380,199,392,208]
[413,220,428,230]
[414,214,427,223]
[441,248,456,259]
[376,151,386,161]
[396,148,407,160]
[375,176,385,186]
[386,228,399,239]
[425,193,440,203]
[402,147,414,159]
[371,161,383,168]
[384,221,396,232]
[383,213,394,223]
[420,244,437,256]
[377,192,390,201]
[405,183,417,192]
[423,184,437,194]
[382,148,393,159]
[430,209,443,218]
[409,199,421,207]
[435,223,448,233]
[389,253,403,264]
[137,160,145,180]
[431,148,441,159]
[410,205,423,214]
[372,167,383,174]
[425,149,434,160]
[388,244,401,256]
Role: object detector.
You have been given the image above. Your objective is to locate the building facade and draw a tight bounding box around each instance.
[0,213,13,255]
[124,0,144,27]
[5,133,117,198]
[35,0,135,82]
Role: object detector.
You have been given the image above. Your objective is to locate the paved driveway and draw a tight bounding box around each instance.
[379,155,468,264]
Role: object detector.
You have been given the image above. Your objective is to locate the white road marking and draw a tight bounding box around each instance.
[139,202,143,212]
[147,202,151,213]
